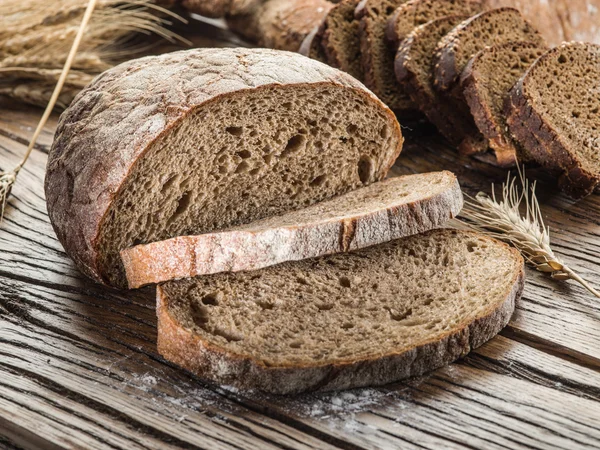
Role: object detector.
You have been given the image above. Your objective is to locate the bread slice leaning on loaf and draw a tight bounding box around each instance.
[45,48,403,288]
[121,172,463,288]
[157,229,525,394]
[505,42,600,199]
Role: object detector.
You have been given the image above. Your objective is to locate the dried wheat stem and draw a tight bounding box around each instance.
[0,0,98,224]
[461,167,600,299]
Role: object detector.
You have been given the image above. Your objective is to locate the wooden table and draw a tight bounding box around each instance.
[1,18,600,450]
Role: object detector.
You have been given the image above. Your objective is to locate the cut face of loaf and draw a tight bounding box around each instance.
[395,15,482,147]
[121,172,463,288]
[356,0,416,114]
[386,0,484,48]
[321,0,364,81]
[45,48,403,288]
[505,42,600,199]
[461,42,547,167]
[433,8,545,93]
[157,229,525,394]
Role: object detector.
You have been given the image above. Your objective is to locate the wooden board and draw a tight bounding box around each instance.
[1,16,600,450]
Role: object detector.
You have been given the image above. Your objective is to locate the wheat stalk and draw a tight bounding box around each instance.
[0,0,99,225]
[461,167,600,298]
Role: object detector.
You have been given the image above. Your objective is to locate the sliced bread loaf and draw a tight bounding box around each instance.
[298,25,328,63]
[121,172,463,288]
[386,0,483,48]
[45,48,403,288]
[505,42,600,198]
[321,0,364,80]
[157,229,524,394]
[356,0,416,114]
[461,42,547,167]
[395,15,481,146]
[433,8,545,93]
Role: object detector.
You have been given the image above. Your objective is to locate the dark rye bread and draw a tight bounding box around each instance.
[386,0,483,48]
[121,172,463,288]
[321,0,364,80]
[461,42,547,167]
[433,8,545,93]
[395,15,481,146]
[505,42,600,198]
[226,0,334,52]
[157,229,525,394]
[45,48,403,288]
[355,0,416,114]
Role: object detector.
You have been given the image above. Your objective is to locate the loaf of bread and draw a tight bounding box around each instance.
[157,229,525,394]
[505,42,600,198]
[121,172,463,288]
[46,48,403,288]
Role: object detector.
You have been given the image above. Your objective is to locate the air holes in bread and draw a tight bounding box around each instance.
[201,292,221,306]
[310,175,327,187]
[226,126,243,136]
[281,134,307,157]
[466,241,478,252]
[341,322,354,329]
[339,276,351,288]
[190,302,208,325]
[169,192,192,223]
[213,327,243,342]
[236,150,251,159]
[235,161,250,173]
[358,155,374,184]
[389,308,412,321]
[289,341,303,348]
[161,174,179,193]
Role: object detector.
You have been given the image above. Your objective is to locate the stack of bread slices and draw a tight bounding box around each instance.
[46,48,525,394]
[217,0,600,198]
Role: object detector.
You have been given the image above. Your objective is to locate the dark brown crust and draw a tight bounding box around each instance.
[156,229,525,395]
[460,42,547,168]
[45,48,401,285]
[121,172,463,288]
[504,44,600,199]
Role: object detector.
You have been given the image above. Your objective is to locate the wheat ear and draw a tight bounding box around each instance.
[0,0,98,224]
[461,167,600,299]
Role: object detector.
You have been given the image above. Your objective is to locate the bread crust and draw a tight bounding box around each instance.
[45,48,402,285]
[121,172,463,288]
[504,43,600,198]
[156,229,525,394]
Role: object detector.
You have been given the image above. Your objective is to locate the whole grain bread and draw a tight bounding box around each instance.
[321,0,364,80]
[45,48,403,288]
[226,0,334,52]
[433,8,545,93]
[157,228,525,394]
[505,42,600,198]
[461,42,547,167]
[121,172,463,288]
[386,0,483,48]
[395,15,481,147]
[355,0,416,115]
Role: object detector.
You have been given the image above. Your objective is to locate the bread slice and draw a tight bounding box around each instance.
[46,48,403,288]
[226,0,334,51]
[505,42,600,198]
[386,0,483,48]
[157,229,524,394]
[395,15,481,146]
[321,0,364,80]
[121,172,463,288]
[355,0,416,114]
[461,42,547,167]
[433,8,545,93]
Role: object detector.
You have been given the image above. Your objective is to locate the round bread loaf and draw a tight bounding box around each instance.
[45,48,403,288]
